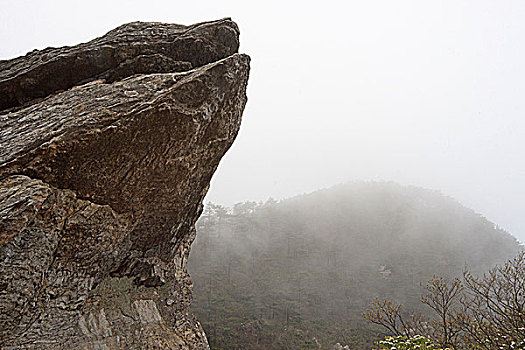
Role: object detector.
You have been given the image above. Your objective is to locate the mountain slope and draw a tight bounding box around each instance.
[188,182,521,349]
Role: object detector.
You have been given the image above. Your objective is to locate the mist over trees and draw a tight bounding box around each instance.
[187,182,521,349]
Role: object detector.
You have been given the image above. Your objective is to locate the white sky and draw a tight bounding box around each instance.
[2,0,525,241]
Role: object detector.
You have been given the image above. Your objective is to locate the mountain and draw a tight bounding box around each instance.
[188,182,521,349]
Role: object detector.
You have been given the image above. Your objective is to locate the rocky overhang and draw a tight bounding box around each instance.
[0,18,250,349]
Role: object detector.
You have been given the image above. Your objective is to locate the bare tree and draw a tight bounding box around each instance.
[364,251,525,350]
[420,276,463,348]
[363,297,426,338]
[457,251,525,349]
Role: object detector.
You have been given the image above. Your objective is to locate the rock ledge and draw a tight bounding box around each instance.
[0,19,250,349]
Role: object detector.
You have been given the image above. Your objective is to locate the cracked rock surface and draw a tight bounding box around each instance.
[0,18,250,349]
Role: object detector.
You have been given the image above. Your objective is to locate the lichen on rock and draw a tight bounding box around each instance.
[0,18,250,349]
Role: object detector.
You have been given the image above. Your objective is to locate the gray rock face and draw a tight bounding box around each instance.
[0,19,240,111]
[0,19,250,349]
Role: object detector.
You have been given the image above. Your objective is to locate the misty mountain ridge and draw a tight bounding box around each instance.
[188,181,522,349]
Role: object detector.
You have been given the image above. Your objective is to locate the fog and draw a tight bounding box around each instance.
[188,182,522,347]
[2,0,525,241]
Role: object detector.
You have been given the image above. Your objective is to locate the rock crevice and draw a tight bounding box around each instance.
[0,18,249,349]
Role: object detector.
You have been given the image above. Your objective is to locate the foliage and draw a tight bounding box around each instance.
[375,335,448,350]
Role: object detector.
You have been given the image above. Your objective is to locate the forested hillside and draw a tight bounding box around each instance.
[187,182,521,349]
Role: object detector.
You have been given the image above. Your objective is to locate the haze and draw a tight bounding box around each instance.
[2,0,524,241]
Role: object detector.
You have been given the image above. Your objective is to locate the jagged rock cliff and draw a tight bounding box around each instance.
[0,19,250,349]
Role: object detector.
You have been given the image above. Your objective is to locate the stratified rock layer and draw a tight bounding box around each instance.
[0,19,250,349]
[0,19,240,111]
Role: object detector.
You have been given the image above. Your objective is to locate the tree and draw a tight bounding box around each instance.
[456,251,525,349]
[363,298,411,337]
[364,251,525,350]
[420,276,463,348]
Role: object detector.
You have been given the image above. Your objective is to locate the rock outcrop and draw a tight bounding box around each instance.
[0,19,250,349]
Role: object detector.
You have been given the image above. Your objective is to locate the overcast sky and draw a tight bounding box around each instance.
[2,0,525,241]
